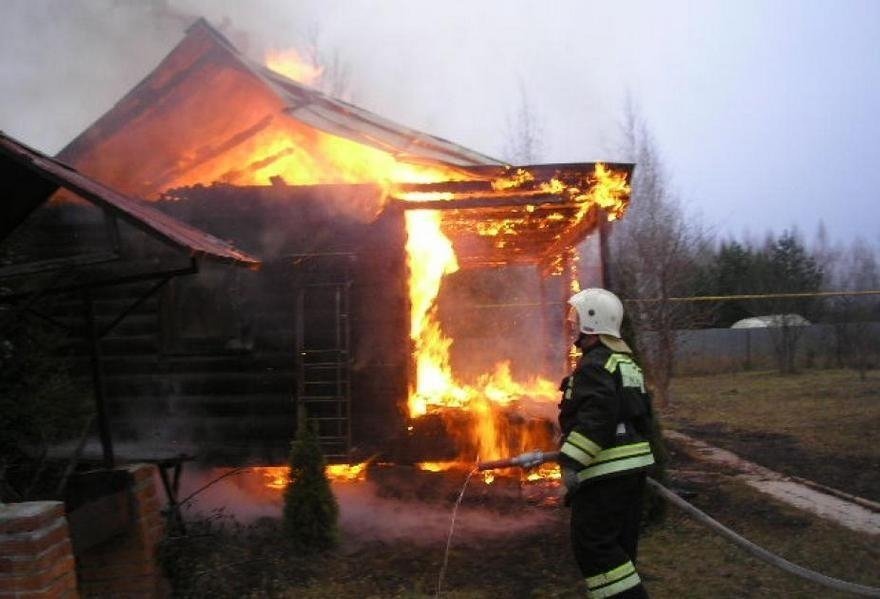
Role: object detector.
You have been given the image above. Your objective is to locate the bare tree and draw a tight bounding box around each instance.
[831,238,879,379]
[303,24,355,101]
[608,103,710,407]
[502,83,545,164]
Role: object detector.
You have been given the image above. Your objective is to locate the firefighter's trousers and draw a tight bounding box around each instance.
[570,472,649,598]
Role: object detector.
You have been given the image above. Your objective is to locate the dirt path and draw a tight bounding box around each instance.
[665,430,880,536]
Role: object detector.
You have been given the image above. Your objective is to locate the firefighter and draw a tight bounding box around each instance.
[558,288,655,599]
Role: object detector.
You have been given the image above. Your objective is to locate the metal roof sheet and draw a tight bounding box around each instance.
[0,131,260,268]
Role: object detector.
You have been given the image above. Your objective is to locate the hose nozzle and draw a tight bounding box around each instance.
[477,450,559,471]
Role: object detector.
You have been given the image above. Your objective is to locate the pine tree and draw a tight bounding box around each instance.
[282,420,339,551]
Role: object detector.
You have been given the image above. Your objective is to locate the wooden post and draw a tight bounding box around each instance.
[561,249,579,373]
[598,211,611,289]
[83,288,113,469]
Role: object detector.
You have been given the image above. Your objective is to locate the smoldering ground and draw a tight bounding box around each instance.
[175,468,557,546]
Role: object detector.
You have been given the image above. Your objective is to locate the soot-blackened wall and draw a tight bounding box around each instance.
[147,184,410,463]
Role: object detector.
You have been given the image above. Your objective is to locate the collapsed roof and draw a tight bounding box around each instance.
[57,18,501,199]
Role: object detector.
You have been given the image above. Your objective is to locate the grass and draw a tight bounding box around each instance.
[163,477,880,598]
[638,478,880,598]
[665,368,880,499]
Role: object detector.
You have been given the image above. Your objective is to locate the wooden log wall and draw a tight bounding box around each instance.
[2,186,410,466]
[153,184,409,463]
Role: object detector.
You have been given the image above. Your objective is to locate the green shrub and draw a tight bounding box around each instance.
[282,423,339,551]
[0,316,90,500]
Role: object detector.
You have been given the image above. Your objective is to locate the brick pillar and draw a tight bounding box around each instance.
[75,464,168,598]
[0,501,79,598]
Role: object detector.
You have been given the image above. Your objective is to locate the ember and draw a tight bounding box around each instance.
[252,463,369,492]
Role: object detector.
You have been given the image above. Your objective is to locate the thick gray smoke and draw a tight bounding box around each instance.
[6,1,879,241]
[2,1,193,152]
[1,0,615,162]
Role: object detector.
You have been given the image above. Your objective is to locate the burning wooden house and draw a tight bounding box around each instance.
[28,18,632,466]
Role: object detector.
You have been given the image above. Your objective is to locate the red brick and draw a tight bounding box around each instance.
[133,478,158,494]
[0,554,75,593]
[126,464,156,485]
[0,538,73,576]
[0,503,65,535]
[71,464,168,598]
[8,570,78,599]
[0,520,69,556]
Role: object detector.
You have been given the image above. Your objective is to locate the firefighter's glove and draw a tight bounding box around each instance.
[562,465,579,493]
[562,465,580,507]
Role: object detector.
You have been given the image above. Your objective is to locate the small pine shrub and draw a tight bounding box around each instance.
[282,423,339,551]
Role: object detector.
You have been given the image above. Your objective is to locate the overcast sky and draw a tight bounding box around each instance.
[2,0,878,244]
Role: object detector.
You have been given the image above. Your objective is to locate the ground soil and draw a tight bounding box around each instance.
[666,368,880,502]
[165,443,880,598]
[673,422,880,502]
[162,369,880,597]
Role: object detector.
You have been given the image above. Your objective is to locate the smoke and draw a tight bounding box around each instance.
[1,1,184,152]
[0,0,286,154]
[334,482,555,545]
[1,0,617,161]
[177,469,556,545]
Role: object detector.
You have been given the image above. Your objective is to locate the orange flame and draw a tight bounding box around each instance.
[171,46,629,467]
[525,463,562,482]
[490,168,534,191]
[575,163,630,220]
[416,461,462,472]
[326,462,368,482]
[404,212,557,460]
[265,48,323,86]
[402,164,630,462]
[253,462,368,491]
[257,466,290,490]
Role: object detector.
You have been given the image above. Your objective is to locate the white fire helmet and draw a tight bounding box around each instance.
[567,288,625,338]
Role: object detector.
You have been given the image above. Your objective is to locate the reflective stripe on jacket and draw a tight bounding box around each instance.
[558,344,655,482]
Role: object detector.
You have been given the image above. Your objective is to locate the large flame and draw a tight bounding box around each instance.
[404,211,558,461]
[252,56,630,471]
[401,164,630,462]
[170,51,628,471]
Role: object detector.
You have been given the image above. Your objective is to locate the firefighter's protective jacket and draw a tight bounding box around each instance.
[558,343,655,484]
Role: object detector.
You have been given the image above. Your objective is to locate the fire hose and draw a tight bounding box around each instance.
[477,451,880,597]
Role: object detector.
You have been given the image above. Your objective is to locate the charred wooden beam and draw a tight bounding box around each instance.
[434,161,634,182]
[538,210,601,278]
[457,256,540,269]
[0,259,198,302]
[0,251,119,280]
[392,193,574,211]
[83,287,113,469]
[393,180,498,193]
